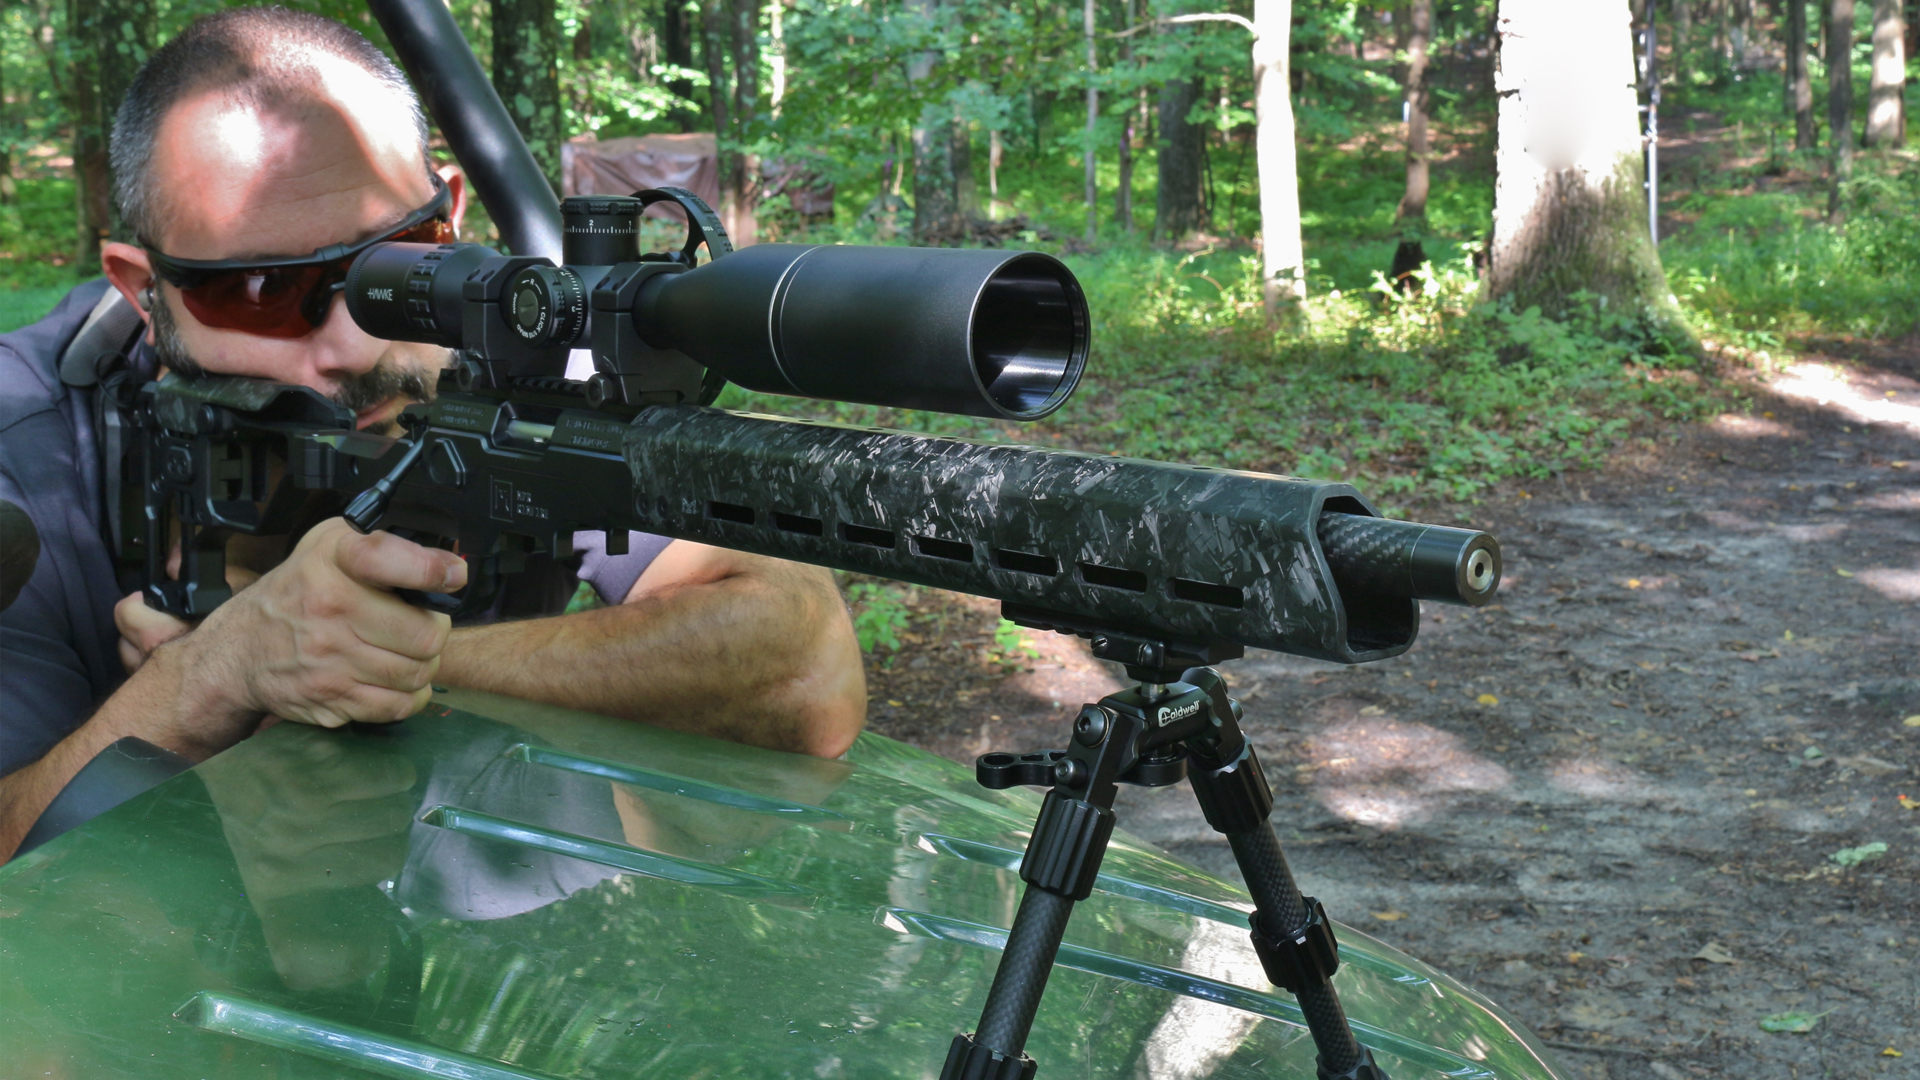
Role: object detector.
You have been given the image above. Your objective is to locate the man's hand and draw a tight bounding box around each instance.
[158,517,466,751]
[115,592,190,675]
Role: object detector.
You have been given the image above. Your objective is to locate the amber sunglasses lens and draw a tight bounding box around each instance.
[178,264,332,339]
[172,218,453,339]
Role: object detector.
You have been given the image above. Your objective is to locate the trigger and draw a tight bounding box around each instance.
[395,587,465,615]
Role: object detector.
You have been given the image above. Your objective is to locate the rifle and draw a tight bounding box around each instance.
[106,185,1496,1080]
[97,3,1502,1076]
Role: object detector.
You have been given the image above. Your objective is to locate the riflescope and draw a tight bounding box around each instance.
[345,191,1089,420]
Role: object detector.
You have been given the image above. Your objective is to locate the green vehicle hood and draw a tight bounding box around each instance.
[0,688,1566,1080]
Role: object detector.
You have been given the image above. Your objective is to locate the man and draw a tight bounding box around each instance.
[0,7,866,860]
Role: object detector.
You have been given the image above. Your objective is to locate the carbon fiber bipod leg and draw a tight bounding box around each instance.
[941,686,1165,1080]
[1182,669,1387,1080]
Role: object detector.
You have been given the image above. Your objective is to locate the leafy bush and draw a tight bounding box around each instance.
[847,582,911,655]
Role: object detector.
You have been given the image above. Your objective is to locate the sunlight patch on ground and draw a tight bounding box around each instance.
[1301,709,1512,829]
[1855,567,1920,603]
[1776,522,1849,542]
[1855,489,1920,511]
[1710,413,1797,438]
[1547,757,1656,801]
[1769,362,1920,435]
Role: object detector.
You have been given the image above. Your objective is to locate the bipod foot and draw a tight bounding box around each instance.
[941,1033,1037,1080]
[1318,1045,1388,1080]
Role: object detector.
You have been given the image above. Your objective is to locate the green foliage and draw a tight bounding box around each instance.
[1663,155,1920,340]
[561,580,606,615]
[0,178,82,290]
[989,619,1038,669]
[1828,841,1889,867]
[847,581,911,655]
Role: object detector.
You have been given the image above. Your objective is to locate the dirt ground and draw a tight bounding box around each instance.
[857,338,1920,1077]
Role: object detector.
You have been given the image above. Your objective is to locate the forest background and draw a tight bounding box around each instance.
[0,0,1915,507]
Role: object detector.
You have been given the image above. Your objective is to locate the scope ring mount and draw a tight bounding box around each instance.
[634,186,735,267]
[629,186,734,405]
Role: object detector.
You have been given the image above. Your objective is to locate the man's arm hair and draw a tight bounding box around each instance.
[437,542,867,759]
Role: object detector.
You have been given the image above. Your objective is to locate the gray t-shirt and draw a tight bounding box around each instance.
[0,281,670,779]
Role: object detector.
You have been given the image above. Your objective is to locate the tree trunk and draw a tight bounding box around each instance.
[769,0,787,116]
[1733,0,1754,63]
[1866,0,1907,144]
[661,0,697,130]
[1392,0,1433,288]
[1154,79,1206,240]
[69,0,154,261]
[1828,0,1854,220]
[1115,0,1135,231]
[905,0,959,244]
[492,0,564,198]
[989,128,1003,220]
[1487,0,1677,319]
[1083,0,1098,244]
[1676,0,1694,50]
[1253,0,1304,309]
[728,0,759,245]
[1790,0,1818,148]
[701,0,733,228]
[952,120,979,222]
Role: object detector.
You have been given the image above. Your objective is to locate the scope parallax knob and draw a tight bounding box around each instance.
[505,264,587,345]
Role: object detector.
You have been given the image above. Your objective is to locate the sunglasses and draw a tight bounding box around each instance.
[143,177,454,340]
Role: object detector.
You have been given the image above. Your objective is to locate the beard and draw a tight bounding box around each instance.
[150,291,441,434]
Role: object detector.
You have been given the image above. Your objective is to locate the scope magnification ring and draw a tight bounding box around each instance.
[506,265,587,345]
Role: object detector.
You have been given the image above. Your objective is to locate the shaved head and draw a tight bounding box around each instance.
[111,6,429,246]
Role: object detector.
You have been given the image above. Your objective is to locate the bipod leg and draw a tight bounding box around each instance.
[944,698,1150,1080]
[1181,669,1387,1080]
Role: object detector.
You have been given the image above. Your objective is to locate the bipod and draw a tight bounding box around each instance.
[937,626,1386,1080]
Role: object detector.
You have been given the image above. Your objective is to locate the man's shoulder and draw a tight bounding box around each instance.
[0,279,114,434]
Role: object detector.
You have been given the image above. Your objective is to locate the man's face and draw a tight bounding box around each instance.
[106,52,462,435]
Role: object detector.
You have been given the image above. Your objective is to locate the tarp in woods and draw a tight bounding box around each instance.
[562,134,834,220]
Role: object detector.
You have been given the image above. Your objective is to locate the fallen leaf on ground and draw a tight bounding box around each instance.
[1759,1009,1829,1033]
[1829,842,1889,867]
[1692,942,1737,964]
[1898,795,1919,811]
[1371,911,1407,921]
[1884,1048,1904,1057]
[1835,755,1904,775]
[1835,567,1855,577]
[1476,693,1499,706]
[1905,715,1920,728]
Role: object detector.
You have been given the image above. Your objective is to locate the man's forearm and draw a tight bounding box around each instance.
[0,642,249,861]
[438,554,865,757]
